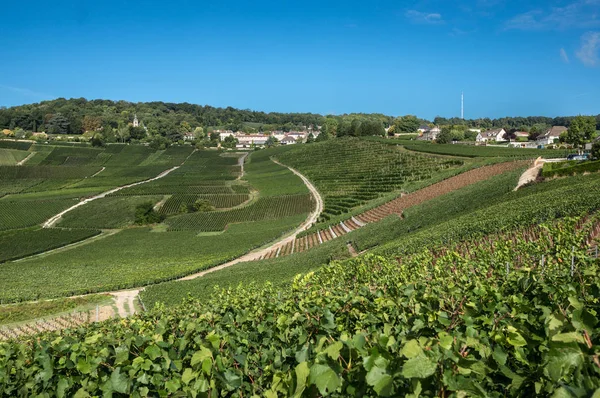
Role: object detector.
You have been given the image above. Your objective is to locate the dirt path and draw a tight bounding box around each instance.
[91,166,105,177]
[178,158,323,281]
[112,290,139,318]
[514,157,545,191]
[16,152,36,166]
[42,166,180,228]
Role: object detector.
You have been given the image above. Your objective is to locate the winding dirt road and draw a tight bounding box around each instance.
[42,166,180,228]
[178,158,323,280]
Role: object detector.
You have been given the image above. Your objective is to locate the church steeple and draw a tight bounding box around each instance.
[133,114,139,127]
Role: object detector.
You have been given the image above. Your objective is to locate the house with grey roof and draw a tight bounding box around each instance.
[536,126,567,146]
[476,128,507,143]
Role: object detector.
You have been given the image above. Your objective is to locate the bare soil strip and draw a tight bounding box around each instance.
[259,160,528,259]
[16,152,36,166]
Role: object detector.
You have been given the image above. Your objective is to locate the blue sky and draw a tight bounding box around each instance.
[1,0,599,119]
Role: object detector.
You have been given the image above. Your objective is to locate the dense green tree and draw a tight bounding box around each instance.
[322,117,338,136]
[222,135,238,149]
[265,136,278,147]
[134,202,164,224]
[564,115,596,147]
[46,113,70,134]
[591,141,600,160]
[315,130,330,142]
[393,115,420,134]
[306,133,315,143]
[192,199,214,213]
[129,126,147,140]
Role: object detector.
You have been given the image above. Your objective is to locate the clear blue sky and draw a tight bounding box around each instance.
[1,0,599,119]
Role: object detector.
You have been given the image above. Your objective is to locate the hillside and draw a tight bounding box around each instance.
[1,138,600,396]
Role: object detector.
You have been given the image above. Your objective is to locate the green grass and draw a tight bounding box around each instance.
[0,294,111,325]
[0,227,101,263]
[58,195,164,229]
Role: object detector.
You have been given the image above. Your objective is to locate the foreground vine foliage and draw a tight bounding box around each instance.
[1,217,600,397]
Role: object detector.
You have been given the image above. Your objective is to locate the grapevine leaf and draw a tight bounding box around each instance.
[366,366,394,396]
[111,367,129,394]
[182,368,195,385]
[551,333,584,344]
[191,347,213,367]
[293,362,310,397]
[76,359,91,374]
[401,355,437,379]
[325,341,343,360]
[401,340,423,359]
[144,344,161,361]
[309,364,341,395]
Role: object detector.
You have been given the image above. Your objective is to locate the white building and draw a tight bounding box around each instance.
[280,136,297,145]
[536,126,567,146]
[236,134,269,147]
[476,128,507,143]
[218,130,235,141]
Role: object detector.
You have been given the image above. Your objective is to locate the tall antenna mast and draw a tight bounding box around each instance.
[461,92,464,120]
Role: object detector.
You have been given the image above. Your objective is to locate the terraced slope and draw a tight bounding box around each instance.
[257,160,527,259]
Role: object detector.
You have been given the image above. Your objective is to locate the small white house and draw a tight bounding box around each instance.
[236,134,269,147]
[476,128,507,143]
[418,127,441,141]
[280,136,297,145]
[218,130,235,141]
[536,126,567,146]
[417,125,431,133]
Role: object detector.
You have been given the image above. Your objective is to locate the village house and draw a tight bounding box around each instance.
[476,128,507,143]
[417,126,441,141]
[280,136,297,145]
[536,126,567,146]
[513,131,529,140]
[235,134,269,148]
[217,130,235,141]
[417,125,430,133]
[183,132,195,141]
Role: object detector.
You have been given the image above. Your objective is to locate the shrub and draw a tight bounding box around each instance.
[134,202,165,225]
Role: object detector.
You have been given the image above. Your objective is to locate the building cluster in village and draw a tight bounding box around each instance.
[415,124,572,148]
[185,129,319,149]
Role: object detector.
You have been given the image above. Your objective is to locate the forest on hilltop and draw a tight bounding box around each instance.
[1,98,599,140]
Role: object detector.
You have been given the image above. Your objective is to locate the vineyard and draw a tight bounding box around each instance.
[276,138,464,221]
[0,149,29,165]
[166,194,314,231]
[2,216,599,396]
[0,228,100,263]
[365,137,571,158]
[157,194,250,215]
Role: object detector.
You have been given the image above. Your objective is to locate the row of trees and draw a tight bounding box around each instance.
[432,115,600,131]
